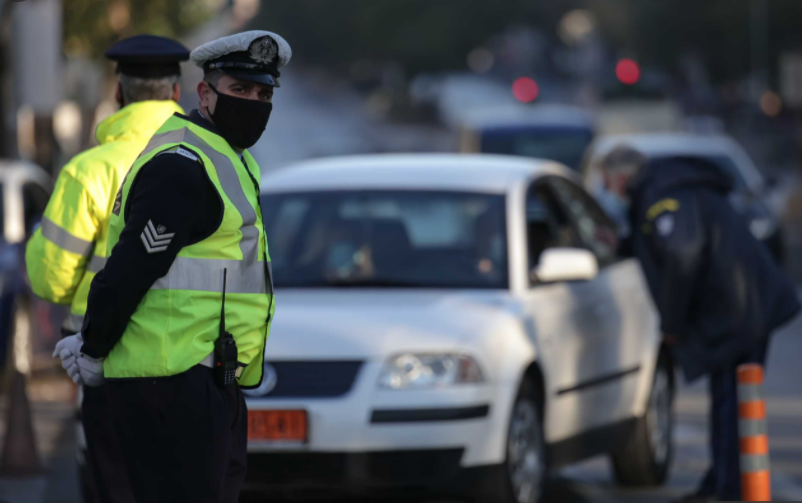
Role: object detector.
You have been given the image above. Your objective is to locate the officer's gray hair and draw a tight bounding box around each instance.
[599,144,648,175]
[203,71,225,87]
[119,74,179,105]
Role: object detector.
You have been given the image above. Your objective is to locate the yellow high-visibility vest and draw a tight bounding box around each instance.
[103,113,275,388]
[25,101,184,333]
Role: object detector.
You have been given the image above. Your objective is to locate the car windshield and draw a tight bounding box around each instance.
[261,190,508,289]
[480,127,593,170]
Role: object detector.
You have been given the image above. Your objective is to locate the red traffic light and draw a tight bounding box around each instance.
[512,77,540,103]
[616,59,641,85]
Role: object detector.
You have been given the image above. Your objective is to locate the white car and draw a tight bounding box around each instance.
[583,133,786,263]
[246,154,673,503]
[0,160,53,244]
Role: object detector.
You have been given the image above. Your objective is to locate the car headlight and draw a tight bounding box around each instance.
[378,353,484,390]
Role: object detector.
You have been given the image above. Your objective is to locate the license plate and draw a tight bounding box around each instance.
[248,410,308,442]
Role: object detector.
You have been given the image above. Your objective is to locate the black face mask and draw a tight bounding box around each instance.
[208,84,273,150]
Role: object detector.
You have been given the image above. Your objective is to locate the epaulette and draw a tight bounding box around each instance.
[156,145,202,164]
[646,198,680,221]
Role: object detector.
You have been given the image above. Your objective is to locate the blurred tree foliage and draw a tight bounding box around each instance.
[254,0,802,85]
[64,0,216,60]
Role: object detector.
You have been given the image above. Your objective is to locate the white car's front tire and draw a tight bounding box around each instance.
[473,378,545,503]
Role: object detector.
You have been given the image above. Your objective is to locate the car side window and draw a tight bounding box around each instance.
[547,177,618,268]
[22,182,50,237]
[525,182,581,285]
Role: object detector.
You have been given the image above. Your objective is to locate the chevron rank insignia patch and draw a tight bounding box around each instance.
[141,220,175,253]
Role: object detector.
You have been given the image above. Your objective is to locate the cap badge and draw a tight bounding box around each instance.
[249,37,278,65]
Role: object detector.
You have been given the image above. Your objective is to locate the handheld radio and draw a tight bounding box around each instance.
[214,268,239,386]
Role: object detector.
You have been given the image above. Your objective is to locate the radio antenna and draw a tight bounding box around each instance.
[220,268,227,333]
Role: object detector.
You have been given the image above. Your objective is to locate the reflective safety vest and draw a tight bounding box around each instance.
[25,101,185,333]
[103,114,275,388]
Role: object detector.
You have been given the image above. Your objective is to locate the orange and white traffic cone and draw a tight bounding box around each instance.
[737,364,771,501]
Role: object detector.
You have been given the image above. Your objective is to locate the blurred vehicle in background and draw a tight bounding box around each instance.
[457,104,596,171]
[244,154,673,503]
[583,133,787,264]
[0,161,56,372]
[596,100,683,136]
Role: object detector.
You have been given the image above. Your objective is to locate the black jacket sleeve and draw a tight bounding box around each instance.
[80,151,221,358]
[646,191,706,338]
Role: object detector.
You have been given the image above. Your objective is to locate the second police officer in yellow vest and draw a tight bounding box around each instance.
[58,31,287,503]
[32,35,190,503]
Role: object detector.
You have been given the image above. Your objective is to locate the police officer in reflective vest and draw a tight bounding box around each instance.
[54,31,285,503]
[30,35,189,503]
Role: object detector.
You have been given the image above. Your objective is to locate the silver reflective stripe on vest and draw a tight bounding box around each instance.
[41,217,93,257]
[183,129,260,264]
[267,261,274,294]
[140,125,267,295]
[86,255,107,274]
[139,127,261,264]
[152,257,266,294]
[62,312,84,333]
[139,128,191,158]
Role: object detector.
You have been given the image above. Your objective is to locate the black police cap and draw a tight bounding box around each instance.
[106,35,190,79]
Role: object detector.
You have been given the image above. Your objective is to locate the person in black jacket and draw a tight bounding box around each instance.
[599,145,800,502]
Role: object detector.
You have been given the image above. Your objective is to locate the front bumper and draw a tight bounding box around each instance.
[246,362,511,467]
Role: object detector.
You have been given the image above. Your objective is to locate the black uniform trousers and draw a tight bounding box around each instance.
[105,366,248,503]
[81,385,136,503]
[697,337,770,500]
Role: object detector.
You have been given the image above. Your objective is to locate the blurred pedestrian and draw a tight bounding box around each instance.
[64,31,285,503]
[28,35,190,503]
[599,146,801,502]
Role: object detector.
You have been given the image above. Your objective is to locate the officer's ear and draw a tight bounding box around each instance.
[198,80,213,110]
[172,82,181,103]
[115,82,125,109]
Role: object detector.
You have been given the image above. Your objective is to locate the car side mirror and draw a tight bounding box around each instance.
[531,248,599,284]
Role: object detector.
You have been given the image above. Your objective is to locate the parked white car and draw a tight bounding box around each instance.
[246,154,673,503]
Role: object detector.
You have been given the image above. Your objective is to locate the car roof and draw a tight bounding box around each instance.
[588,132,743,158]
[585,132,764,190]
[262,154,572,194]
[459,104,596,131]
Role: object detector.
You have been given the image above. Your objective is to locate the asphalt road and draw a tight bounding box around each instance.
[3,313,800,503]
[537,311,802,503]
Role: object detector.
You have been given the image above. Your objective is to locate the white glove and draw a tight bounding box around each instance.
[77,352,105,387]
[53,333,83,359]
[62,352,83,385]
[53,334,84,385]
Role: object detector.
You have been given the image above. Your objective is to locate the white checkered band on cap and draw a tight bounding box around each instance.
[190,30,292,69]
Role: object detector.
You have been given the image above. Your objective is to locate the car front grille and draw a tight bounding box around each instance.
[251,361,363,398]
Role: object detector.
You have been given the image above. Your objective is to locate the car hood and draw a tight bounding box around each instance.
[264,289,521,360]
